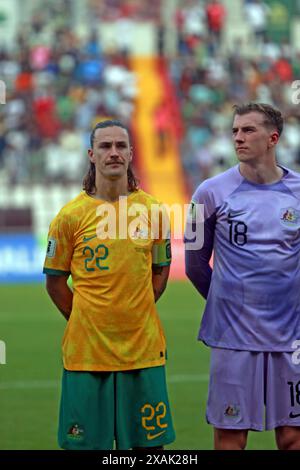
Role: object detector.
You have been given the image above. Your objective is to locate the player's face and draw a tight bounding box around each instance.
[232,112,279,163]
[88,126,133,180]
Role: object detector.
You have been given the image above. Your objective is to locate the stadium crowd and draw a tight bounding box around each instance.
[1,0,300,192]
[0,0,138,185]
[172,0,300,190]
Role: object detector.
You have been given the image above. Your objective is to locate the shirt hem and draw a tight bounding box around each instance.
[63,358,166,372]
[43,268,71,276]
[199,336,295,352]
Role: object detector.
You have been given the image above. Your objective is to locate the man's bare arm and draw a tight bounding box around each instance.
[152,265,170,302]
[46,274,73,320]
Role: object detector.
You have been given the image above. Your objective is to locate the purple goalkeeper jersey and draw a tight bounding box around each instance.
[185,165,300,351]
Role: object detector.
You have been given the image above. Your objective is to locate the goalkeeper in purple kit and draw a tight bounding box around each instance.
[185,103,300,449]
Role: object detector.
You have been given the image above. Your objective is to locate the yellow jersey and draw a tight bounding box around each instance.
[43,189,171,371]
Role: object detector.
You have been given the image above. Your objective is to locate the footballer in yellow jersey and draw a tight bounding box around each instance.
[43,189,170,371]
[43,120,175,450]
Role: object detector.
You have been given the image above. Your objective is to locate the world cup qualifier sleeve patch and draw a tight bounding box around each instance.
[46,238,57,258]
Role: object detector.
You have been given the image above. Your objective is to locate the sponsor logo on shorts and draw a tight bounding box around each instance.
[67,424,84,440]
[147,430,166,440]
[224,404,240,417]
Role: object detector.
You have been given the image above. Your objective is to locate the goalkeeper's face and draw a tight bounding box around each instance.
[88,126,133,181]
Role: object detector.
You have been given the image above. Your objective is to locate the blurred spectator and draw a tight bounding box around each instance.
[33,92,61,139]
[205,0,226,49]
[156,19,166,57]
[89,0,161,21]
[44,126,85,183]
[244,0,270,43]
[153,99,172,156]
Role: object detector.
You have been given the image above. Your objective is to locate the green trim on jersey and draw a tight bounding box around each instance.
[43,268,71,276]
[152,239,171,266]
[152,262,171,267]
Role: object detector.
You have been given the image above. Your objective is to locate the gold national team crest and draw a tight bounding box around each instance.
[224,404,240,418]
[67,424,84,440]
[280,208,300,227]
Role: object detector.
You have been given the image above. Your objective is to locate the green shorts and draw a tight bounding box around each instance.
[58,366,175,450]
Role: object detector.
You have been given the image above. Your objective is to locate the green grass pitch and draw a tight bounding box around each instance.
[0,281,276,449]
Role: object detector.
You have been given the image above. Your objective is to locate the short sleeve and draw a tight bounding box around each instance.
[43,211,74,276]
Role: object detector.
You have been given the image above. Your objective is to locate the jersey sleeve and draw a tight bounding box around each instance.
[184,184,216,299]
[152,203,172,267]
[43,211,74,276]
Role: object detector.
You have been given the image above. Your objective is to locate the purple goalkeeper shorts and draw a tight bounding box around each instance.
[206,348,300,430]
